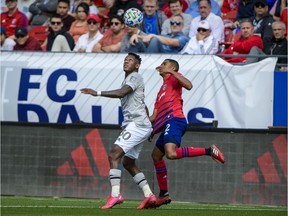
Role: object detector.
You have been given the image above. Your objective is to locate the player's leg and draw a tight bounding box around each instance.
[120,122,156,209]
[151,134,171,207]
[123,156,156,209]
[102,144,125,209]
[163,118,225,164]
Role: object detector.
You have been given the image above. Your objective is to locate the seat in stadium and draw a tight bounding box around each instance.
[28,26,49,45]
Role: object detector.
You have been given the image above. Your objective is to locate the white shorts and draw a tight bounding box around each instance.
[114,122,152,159]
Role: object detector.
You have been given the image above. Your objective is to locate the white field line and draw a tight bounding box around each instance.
[0,205,285,211]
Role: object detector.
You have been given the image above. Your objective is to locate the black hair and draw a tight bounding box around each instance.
[240,18,253,26]
[57,0,70,7]
[50,13,63,21]
[76,2,90,15]
[109,15,124,24]
[168,0,183,6]
[128,52,142,64]
[165,59,179,71]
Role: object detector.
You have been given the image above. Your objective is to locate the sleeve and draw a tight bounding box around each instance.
[124,74,139,91]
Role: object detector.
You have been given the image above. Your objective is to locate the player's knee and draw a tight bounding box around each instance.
[165,152,177,160]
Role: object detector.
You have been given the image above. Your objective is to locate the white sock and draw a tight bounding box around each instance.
[109,169,121,197]
[133,172,153,198]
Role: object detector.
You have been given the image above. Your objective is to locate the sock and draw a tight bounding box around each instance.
[133,172,152,197]
[175,147,207,159]
[154,160,168,194]
[109,169,121,197]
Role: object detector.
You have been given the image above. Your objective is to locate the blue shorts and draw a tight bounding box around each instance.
[156,117,187,153]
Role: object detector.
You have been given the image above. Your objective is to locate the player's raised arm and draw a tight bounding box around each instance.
[170,71,193,91]
[80,85,133,98]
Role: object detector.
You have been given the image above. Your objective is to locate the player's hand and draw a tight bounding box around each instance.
[80,88,97,96]
[129,34,139,45]
[148,135,153,142]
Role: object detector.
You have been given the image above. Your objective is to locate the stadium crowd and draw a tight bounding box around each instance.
[0,0,287,70]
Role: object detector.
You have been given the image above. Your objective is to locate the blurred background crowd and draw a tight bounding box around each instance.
[0,0,287,70]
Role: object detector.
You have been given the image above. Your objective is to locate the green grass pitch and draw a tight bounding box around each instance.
[1,196,287,216]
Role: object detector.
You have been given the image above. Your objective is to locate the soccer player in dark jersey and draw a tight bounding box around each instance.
[149,58,225,207]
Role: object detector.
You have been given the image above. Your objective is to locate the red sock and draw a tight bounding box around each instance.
[154,160,168,191]
[176,147,206,159]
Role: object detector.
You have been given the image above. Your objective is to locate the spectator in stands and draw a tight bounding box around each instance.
[0,26,15,50]
[57,0,75,31]
[46,14,75,51]
[270,21,287,70]
[120,21,147,53]
[189,0,224,43]
[70,0,81,15]
[180,20,219,54]
[185,0,221,18]
[271,0,287,23]
[245,21,287,68]
[92,15,126,52]
[279,6,287,36]
[134,14,190,53]
[222,19,263,63]
[82,0,100,14]
[139,0,167,35]
[29,0,58,26]
[97,0,115,32]
[221,0,238,16]
[108,0,142,19]
[69,2,89,42]
[73,14,103,52]
[161,0,192,35]
[251,0,274,54]
[161,0,188,18]
[1,0,28,37]
[236,0,255,21]
[13,27,42,50]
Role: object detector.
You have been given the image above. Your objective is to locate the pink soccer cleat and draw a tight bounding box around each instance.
[137,194,157,209]
[211,144,225,164]
[101,194,124,209]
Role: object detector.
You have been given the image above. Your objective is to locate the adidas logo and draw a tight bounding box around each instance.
[56,129,109,177]
[212,148,219,156]
[242,134,287,183]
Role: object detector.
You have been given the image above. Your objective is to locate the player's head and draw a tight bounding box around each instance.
[123,53,142,72]
[165,59,179,71]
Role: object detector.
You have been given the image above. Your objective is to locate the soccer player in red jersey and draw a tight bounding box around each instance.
[149,59,225,207]
[1,0,28,37]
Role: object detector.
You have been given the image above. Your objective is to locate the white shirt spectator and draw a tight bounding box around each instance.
[189,12,224,43]
[180,34,218,54]
[73,31,103,52]
[0,38,16,50]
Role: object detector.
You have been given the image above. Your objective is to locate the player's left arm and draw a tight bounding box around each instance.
[80,85,133,98]
[170,71,193,90]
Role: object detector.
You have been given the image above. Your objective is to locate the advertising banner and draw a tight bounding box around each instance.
[0,52,277,128]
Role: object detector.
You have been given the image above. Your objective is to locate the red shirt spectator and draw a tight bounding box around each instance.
[280,7,287,36]
[223,19,263,62]
[161,0,188,18]
[13,27,42,51]
[1,0,28,37]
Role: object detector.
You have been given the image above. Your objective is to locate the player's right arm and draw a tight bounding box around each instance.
[80,85,133,98]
